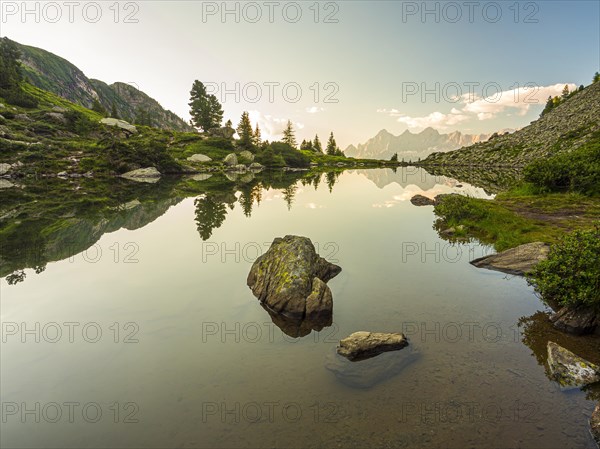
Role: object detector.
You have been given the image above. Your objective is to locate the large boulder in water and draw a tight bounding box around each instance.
[247,235,341,319]
[547,341,600,389]
[337,331,409,361]
[470,242,550,275]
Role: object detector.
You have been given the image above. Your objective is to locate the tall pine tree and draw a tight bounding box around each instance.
[326,132,338,155]
[282,120,297,148]
[236,111,254,151]
[313,135,322,153]
[189,80,223,131]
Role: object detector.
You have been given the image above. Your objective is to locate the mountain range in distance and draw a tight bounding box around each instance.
[345,127,516,161]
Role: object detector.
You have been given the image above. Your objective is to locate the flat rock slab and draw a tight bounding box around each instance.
[337,331,409,361]
[470,242,550,275]
[326,346,419,389]
[547,341,600,389]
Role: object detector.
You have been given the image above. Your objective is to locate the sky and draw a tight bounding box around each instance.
[1,1,599,147]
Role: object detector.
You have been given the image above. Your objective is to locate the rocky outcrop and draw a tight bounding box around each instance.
[187,154,212,163]
[337,332,409,361]
[424,81,600,167]
[120,167,161,183]
[547,341,600,389]
[470,242,550,275]
[410,194,436,206]
[100,118,138,134]
[550,306,600,335]
[325,346,419,389]
[247,235,341,319]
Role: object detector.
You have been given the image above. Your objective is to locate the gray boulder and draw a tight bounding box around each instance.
[470,242,550,275]
[0,179,15,189]
[223,153,238,166]
[100,118,138,134]
[337,331,409,361]
[0,163,12,175]
[208,127,235,139]
[249,162,264,171]
[120,167,161,183]
[410,194,436,206]
[547,341,600,389]
[187,153,212,163]
[247,235,341,319]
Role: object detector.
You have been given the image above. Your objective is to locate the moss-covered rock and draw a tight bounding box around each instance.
[247,235,341,319]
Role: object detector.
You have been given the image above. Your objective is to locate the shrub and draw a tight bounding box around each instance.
[527,225,600,309]
[1,87,38,108]
[523,140,600,195]
[269,142,310,168]
[205,137,234,150]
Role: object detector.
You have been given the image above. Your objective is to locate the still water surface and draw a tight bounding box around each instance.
[1,168,598,448]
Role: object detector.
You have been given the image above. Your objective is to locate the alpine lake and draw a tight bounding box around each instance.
[1,167,599,448]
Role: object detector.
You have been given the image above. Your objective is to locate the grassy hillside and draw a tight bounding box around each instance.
[13,39,193,132]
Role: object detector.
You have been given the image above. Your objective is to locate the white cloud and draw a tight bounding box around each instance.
[248,110,304,141]
[394,110,469,130]
[378,83,578,130]
[305,106,325,114]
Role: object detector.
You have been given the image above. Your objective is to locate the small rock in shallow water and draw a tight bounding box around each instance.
[337,331,409,361]
[547,341,600,389]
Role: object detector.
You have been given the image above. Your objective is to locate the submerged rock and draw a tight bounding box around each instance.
[410,194,436,206]
[470,242,549,275]
[547,341,600,389]
[261,302,332,338]
[247,235,341,319]
[326,346,419,389]
[550,306,600,335]
[120,167,161,183]
[337,331,409,361]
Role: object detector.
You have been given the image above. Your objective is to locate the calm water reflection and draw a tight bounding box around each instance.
[1,168,598,448]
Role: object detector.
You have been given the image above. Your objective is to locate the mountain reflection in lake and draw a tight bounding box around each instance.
[1,168,599,448]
